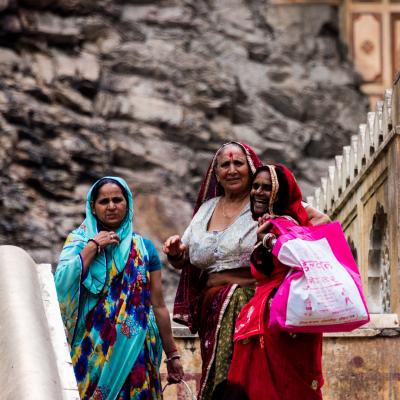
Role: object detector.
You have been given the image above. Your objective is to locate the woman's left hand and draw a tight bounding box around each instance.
[257,214,273,243]
[166,358,184,384]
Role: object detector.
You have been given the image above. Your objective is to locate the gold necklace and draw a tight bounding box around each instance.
[221,195,248,219]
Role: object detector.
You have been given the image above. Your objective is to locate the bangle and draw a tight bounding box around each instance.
[166,348,178,357]
[262,233,276,250]
[88,238,101,254]
[164,354,181,363]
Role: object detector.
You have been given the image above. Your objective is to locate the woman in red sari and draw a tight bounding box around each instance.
[225,164,324,400]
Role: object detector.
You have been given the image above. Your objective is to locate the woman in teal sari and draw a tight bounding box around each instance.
[55,176,183,399]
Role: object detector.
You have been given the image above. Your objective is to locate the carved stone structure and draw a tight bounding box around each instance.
[304,74,400,399]
[340,0,400,107]
[306,74,400,322]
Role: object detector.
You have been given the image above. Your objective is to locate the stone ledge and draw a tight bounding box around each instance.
[172,325,197,338]
[172,314,400,339]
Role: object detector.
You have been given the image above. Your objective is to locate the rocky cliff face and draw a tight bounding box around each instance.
[0,0,367,302]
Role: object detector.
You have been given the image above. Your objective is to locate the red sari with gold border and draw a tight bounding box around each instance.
[225,165,324,400]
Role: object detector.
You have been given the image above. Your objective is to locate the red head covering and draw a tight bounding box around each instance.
[252,164,309,226]
[173,142,263,332]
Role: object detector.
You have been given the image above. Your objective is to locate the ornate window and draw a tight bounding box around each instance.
[341,0,400,107]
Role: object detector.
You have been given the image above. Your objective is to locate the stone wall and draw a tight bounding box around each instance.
[306,74,400,317]
[0,1,367,302]
[160,318,400,400]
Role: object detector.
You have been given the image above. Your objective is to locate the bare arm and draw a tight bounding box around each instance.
[150,270,184,383]
[306,206,331,226]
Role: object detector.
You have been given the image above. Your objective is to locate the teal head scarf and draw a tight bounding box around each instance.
[81,176,135,294]
[62,176,133,294]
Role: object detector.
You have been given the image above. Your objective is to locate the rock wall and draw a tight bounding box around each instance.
[0,0,368,301]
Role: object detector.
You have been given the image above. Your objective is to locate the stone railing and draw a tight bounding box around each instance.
[306,76,399,216]
[305,73,400,318]
[0,246,79,400]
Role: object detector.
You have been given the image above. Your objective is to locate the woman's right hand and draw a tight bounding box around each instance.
[162,235,186,258]
[93,230,120,251]
[166,358,184,384]
[81,231,120,275]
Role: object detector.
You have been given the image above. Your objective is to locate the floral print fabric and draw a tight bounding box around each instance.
[69,239,161,399]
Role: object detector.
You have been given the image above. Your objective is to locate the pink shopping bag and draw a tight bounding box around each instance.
[268,219,370,333]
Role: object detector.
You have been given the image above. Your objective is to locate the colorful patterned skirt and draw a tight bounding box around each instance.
[198,285,255,400]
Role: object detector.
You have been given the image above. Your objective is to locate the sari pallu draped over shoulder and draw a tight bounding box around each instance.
[55,177,162,400]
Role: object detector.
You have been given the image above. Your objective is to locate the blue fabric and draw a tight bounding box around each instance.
[143,238,162,272]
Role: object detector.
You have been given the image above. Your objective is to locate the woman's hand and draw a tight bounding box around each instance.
[258,213,272,226]
[93,230,120,250]
[80,231,120,274]
[256,214,273,243]
[166,358,184,384]
[162,235,187,258]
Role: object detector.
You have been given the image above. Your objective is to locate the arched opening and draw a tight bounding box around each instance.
[367,203,390,313]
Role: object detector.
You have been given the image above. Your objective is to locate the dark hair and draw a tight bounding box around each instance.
[90,178,129,204]
[272,165,289,215]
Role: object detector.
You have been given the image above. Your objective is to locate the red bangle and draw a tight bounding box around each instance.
[88,238,101,254]
[166,348,178,357]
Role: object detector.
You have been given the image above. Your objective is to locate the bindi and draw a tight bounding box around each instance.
[228,152,233,160]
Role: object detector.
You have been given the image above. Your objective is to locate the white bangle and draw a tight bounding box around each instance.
[164,354,181,363]
[262,233,276,250]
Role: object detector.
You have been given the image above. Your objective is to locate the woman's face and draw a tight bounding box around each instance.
[215,144,250,195]
[250,170,273,217]
[91,183,128,229]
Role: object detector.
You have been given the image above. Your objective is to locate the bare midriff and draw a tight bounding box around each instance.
[206,267,256,288]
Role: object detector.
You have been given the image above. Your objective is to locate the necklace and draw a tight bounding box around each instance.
[221,194,249,219]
